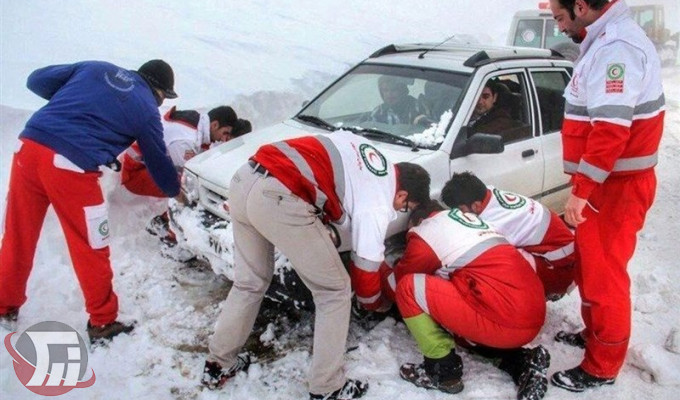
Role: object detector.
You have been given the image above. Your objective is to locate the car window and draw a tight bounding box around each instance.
[513,19,544,48]
[298,64,470,149]
[467,72,533,144]
[544,19,573,48]
[530,70,570,134]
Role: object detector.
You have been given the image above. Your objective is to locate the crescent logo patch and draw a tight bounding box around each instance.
[359,143,388,176]
[447,208,489,229]
[493,188,526,209]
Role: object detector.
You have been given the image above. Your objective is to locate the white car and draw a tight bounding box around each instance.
[170,42,573,308]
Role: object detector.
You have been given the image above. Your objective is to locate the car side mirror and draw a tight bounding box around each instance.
[466,133,504,154]
[450,128,504,159]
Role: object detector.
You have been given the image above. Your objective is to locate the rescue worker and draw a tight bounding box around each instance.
[120,106,250,247]
[441,171,575,300]
[201,129,431,400]
[0,60,180,344]
[382,201,550,400]
[121,106,248,198]
[548,0,665,392]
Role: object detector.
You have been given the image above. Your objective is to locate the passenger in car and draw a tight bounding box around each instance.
[370,75,423,125]
[413,81,456,126]
[200,129,431,399]
[441,171,575,300]
[468,80,522,136]
[380,200,550,400]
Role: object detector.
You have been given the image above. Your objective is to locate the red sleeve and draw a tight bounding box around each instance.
[350,256,385,311]
[523,212,575,268]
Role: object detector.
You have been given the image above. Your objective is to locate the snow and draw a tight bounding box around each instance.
[1,1,680,399]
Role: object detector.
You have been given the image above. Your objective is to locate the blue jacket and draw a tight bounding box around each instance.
[20,61,180,197]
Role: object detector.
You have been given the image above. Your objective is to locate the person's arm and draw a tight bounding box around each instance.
[349,209,393,311]
[26,63,78,100]
[380,231,441,302]
[166,140,195,169]
[136,116,180,197]
[523,211,575,268]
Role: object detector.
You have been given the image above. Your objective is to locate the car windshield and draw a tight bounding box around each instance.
[296,64,470,149]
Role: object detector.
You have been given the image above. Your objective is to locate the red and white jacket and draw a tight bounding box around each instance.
[562,0,665,199]
[252,130,398,310]
[477,187,574,269]
[382,209,545,329]
[123,106,211,171]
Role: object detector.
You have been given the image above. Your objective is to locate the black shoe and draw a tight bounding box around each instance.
[517,345,550,400]
[309,379,368,400]
[399,351,464,394]
[87,320,135,345]
[0,309,19,331]
[146,213,170,237]
[554,330,586,349]
[201,353,251,390]
[551,366,615,392]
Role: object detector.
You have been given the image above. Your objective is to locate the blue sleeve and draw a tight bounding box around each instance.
[136,116,181,197]
[26,63,78,100]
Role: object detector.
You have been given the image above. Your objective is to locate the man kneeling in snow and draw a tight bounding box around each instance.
[381,200,551,399]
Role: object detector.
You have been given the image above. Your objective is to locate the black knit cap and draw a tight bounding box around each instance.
[137,59,178,99]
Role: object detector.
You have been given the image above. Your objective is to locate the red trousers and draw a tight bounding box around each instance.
[120,153,166,198]
[0,139,118,325]
[396,273,543,349]
[576,170,656,378]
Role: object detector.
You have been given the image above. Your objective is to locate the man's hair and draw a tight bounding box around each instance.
[231,118,252,138]
[484,80,499,96]
[395,162,431,206]
[408,200,445,228]
[557,0,609,19]
[208,106,237,128]
[440,171,487,208]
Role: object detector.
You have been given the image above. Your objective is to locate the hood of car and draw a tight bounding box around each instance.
[184,118,431,191]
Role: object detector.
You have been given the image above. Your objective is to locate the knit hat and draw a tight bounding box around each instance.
[138,59,178,99]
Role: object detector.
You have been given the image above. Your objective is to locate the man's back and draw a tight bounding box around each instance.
[22,61,162,172]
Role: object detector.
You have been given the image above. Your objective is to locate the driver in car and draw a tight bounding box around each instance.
[370,76,423,125]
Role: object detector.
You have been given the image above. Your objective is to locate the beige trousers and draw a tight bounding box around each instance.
[208,163,352,394]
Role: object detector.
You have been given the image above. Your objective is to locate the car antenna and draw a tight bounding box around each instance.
[418,33,458,59]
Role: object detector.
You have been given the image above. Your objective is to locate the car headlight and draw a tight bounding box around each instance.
[181,170,200,205]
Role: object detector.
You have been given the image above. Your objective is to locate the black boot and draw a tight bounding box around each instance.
[309,379,368,400]
[87,320,135,346]
[516,346,550,400]
[0,309,19,331]
[554,330,586,349]
[201,353,251,390]
[400,351,464,394]
[551,366,615,392]
[495,346,550,400]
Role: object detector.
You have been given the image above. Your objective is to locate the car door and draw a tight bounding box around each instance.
[528,67,572,213]
[450,69,544,200]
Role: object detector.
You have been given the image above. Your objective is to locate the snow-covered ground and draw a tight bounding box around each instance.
[1,1,680,399]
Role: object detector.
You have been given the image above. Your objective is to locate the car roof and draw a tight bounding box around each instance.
[512,9,554,18]
[362,42,571,72]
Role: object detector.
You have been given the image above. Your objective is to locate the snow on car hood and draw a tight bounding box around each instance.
[183,118,432,191]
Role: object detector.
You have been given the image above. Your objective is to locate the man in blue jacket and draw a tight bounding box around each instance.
[0,60,180,344]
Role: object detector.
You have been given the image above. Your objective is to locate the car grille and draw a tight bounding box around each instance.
[198,182,229,220]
